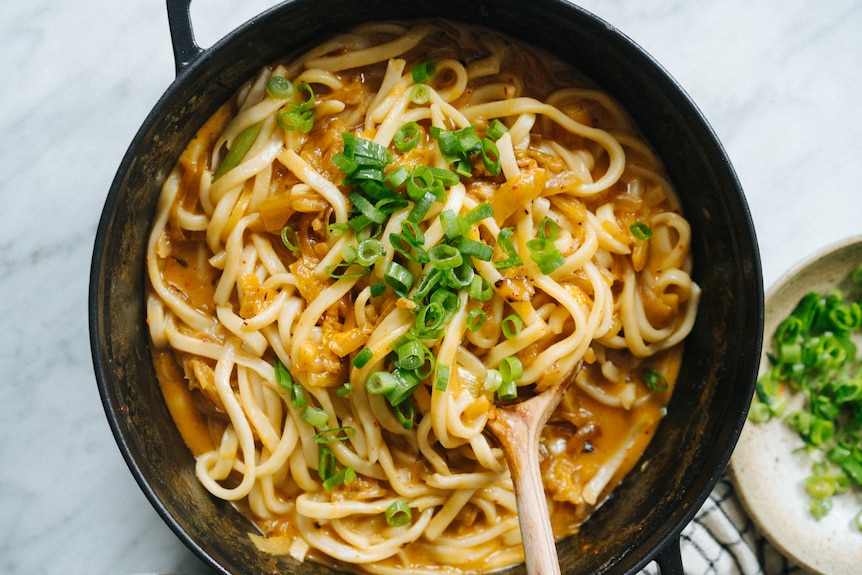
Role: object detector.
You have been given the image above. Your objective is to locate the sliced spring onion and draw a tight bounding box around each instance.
[412,60,437,83]
[318,445,336,481]
[384,261,414,295]
[394,122,423,152]
[393,400,415,429]
[483,368,503,391]
[322,466,356,492]
[273,356,293,388]
[390,233,430,263]
[395,338,429,371]
[401,220,426,245]
[383,369,421,406]
[370,282,387,298]
[266,75,295,100]
[494,227,523,269]
[642,367,669,391]
[336,382,353,397]
[442,259,474,290]
[407,191,436,224]
[411,267,443,304]
[367,371,397,395]
[630,221,653,240]
[409,84,430,105]
[435,363,451,392]
[385,500,413,527]
[414,301,447,339]
[356,238,385,267]
[280,225,300,253]
[290,383,306,409]
[352,346,374,369]
[313,426,356,444]
[439,209,469,240]
[468,275,493,302]
[499,356,523,382]
[464,201,494,225]
[501,313,523,339]
[302,406,329,428]
[480,138,501,176]
[429,244,463,270]
[325,262,368,279]
[538,217,559,241]
[497,378,517,401]
[526,238,564,274]
[458,237,494,262]
[214,121,263,179]
[486,118,509,140]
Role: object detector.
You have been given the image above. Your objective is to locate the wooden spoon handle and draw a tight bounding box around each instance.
[497,410,561,575]
[487,366,578,575]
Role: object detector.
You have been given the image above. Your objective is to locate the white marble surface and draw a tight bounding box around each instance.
[1,1,860,574]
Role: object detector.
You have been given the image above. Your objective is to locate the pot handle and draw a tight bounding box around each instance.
[654,538,684,575]
[166,0,203,75]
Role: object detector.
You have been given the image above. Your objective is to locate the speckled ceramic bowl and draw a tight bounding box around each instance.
[731,236,862,575]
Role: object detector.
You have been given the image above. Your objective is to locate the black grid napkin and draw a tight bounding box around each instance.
[638,476,813,575]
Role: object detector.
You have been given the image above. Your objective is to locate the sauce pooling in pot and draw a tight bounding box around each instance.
[147,19,699,573]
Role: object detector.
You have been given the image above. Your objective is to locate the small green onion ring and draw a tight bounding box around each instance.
[393,122,423,152]
[499,356,523,382]
[302,406,329,428]
[266,75,295,100]
[630,221,653,241]
[352,346,374,369]
[385,500,413,527]
[501,314,523,339]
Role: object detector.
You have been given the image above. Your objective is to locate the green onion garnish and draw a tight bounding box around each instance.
[429,244,463,270]
[467,308,487,332]
[384,261,414,295]
[302,406,329,428]
[393,400,415,429]
[486,118,509,140]
[494,227,523,269]
[409,84,430,105]
[313,426,356,444]
[497,378,517,401]
[458,237,494,262]
[483,368,503,391]
[630,221,653,240]
[356,238,385,267]
[214,121,262,179]
[468,275,493,302]
[367,371,397,395]
[393,121,423,152]
[435,363,451,391]
[352,346,374,369]
[280,225,300,253]
[526,237,564,274]
[480,138,501,176]
[499,356,523,382]
[322,466,356,492]
[641,367,669,391]
[412,60,437,83]
[750,277,862,527]
[385,500,413,527]
[501,314,523,339]
[266,75,295,100]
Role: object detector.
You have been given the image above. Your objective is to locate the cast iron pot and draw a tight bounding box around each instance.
[90,0,764,573]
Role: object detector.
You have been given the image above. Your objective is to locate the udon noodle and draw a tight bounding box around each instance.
[146,20,700,574]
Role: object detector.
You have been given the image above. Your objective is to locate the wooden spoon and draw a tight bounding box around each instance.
[486,364,580,575]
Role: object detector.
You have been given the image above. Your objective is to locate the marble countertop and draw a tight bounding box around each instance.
[1,1,860,574]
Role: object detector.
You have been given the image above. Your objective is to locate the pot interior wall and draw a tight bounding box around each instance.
[91,1,762,574]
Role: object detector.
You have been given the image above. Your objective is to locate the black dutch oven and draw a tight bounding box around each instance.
[89,0,764,573]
